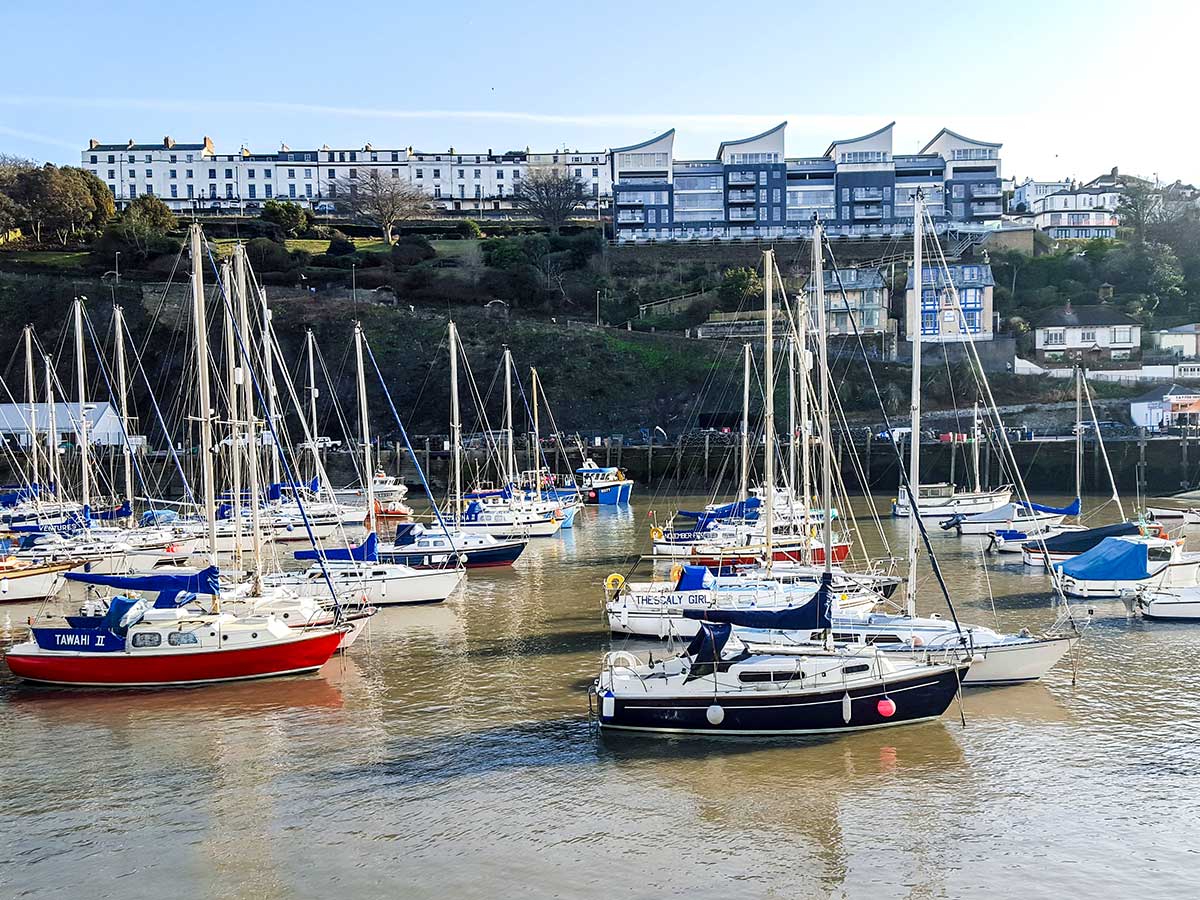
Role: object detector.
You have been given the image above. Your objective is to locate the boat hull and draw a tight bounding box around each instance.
[4,629,344,687]
[884,635,1078,686]
[598,664,967,735]
[380,540,524,569]
[584,481,633,505]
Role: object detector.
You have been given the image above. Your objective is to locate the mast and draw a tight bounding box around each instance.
[234,244,264,587]
[221,260,243,569]
[449,322,463,517]
[355,322,376,534]
[762,250,776,571]
[972,401,982,494]
[787,337,797,505]
[739,342,751,503]
[812,227,832,573]
[73,298,90,509]
[189,223,219,575]
[798,285,811,542]
[44,355,59,498]
[531,367,543,501]
[905,191,925,618]
[23,327,39,501]
[503,346,516,486]
[260,288,281,488]
[113,306,133,508]
[1075,365,1083,520]
[306,329,320,481]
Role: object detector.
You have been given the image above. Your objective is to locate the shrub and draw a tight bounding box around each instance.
[458,218,483,239]
[391,235,436,268]
[246,237,293,273]
[260,200,312,237]
[327,231,357,256]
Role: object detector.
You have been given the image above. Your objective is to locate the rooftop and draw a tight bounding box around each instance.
[1035,304,1139,328]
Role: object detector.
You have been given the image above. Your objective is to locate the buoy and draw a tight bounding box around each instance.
[706,703,725,725]
[620,607,629,628]
[605,572,625,591]
[601,690,615,719]
[877,697,896,718]
[841,691,853,724]
[650,527,664,541]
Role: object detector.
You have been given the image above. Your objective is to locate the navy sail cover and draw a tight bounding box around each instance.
[1025,521,1140,554]
[64,565,221,597]
[681,583,832,632]
[294,532,378,562]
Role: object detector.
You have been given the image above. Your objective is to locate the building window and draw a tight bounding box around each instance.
[392,168,399,177]
[287,168,295,179]
[224,168,232,179]
[349,169,357,179]
[1081,329,1096,343]
[248,184,256,199]
[496,169,504,179]
[107,169,115,179]
[434,186,441,198]
[226,184,233,198]
[288,184,296,198]
[145,184,153,195]
[391,151,399,161]
[1045,329,1066,346]
[350,152,357,161]
[921,311,938,334]
[187,184,193,198]
[264,184,272,198]
[433,168,440,178]
[208,168,216,179]
[1113,326,1133,343]
[186,169,193,179]
[169,185,177,198]
[129,185,137,198]
[592,167,599,178]
[304,168,312,179]
[107,154,115,164]
[168,169,177,179]
[305,184,312,197]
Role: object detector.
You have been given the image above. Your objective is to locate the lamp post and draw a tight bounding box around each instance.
[595,289,601,327]
[114,251,120,287]
[352,262,357,313]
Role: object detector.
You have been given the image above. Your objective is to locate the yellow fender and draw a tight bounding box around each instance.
[650,527,664,541]
[605,573,625,591]
[670,564,684,584]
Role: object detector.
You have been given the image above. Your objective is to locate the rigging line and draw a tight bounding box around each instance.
[313,334,366,487]
[823,230,965,637]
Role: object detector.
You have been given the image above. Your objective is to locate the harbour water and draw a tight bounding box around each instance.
[2,495,1199,899]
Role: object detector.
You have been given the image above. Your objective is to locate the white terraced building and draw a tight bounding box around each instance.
[81,137,612,216]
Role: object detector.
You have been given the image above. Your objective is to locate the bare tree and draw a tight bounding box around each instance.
[512,168,586,234]
[327,170,433,244]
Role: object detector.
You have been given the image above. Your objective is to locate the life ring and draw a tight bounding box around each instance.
[607,650,640,670]
[650,527,664,541]
[605,573,625,591]
[670,564,684,584]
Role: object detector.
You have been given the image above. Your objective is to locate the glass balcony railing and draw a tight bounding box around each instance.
[727,171,757,185]
[853,188,884,201]
[727,190,757,203]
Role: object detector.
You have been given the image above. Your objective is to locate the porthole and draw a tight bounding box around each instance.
[282,613,289,619]
[222,634,228,641]
[251,632,258,638]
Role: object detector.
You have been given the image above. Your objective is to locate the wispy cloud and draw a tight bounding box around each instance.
[0,124,77,150]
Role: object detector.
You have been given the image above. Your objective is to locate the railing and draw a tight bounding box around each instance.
[728,209,757,221]
[616,212,645,224]
[853,188,884,201]
[970,183,1001,197]
[727,171,757,185]
[855,206,884,218]
[971,203,1002,215]
[727,190,757,203]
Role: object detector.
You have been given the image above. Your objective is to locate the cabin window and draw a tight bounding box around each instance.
[738,670,798,683]
[132,632,162,648]
[844,663,870,674]
[1148,548,1172,562]
[168,631,199,646]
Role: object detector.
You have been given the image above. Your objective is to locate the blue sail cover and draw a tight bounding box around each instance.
[1055,538,1152,581]
[1026,521,1141,554]
[1027,498,1082,516]
[684,621,732,673]
[681,583,833,632]
[675,565,716,591]
[0,486,36,507]
[88,500,132,521]
[391,523,422,546]
[677,497,761,521]
[294,532,378,562]
[141,509,178,526]
[64,565,221,597]
[266,477,321,502]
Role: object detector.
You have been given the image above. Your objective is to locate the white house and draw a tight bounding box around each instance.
[83,137,612,217]
[1034,302,1141,363]
[1011,178,1071,213]
[1129,384,1200,429]
[1031,169,1126,240]
[1150,323,1200,359]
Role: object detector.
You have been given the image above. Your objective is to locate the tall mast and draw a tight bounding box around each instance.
[905,191,925,617]
[762,250,776,571]
[260,288,281,489]
[739,342,751,503]
[355,322,376,534]
[189,223,219,573]
[531,367,542,501]
[306,329,320,480]
[449,322,463,516]
[44,355,59,498]
[1075,365,1083,520]
[221,260,243,569]
[798,285,811,540]
[234,244,264,587]
[113,306,133,507]
[23,327,39,500]
[73,298,90,509]
[787,337,797,504]
[503,346,516,485]
[812,226,833,575]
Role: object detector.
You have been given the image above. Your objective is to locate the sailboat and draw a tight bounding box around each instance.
[594,248,971,735]
[4,226,349,687]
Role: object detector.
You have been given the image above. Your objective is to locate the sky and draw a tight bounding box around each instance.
[2,0,1196,185]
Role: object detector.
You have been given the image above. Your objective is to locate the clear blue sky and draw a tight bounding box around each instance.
[2,0,1194,184]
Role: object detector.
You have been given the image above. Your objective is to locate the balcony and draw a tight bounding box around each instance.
[853,188,884,202]
[727,190,757,204]
[971,202,1002,215]
[970,183,1001,198]
[728,209,757,221]
[727,171,757,185]
[616,211,645,224]
[855,206,884,219]
[616,194,645,207]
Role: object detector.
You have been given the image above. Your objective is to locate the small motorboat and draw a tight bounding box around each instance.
[574,461,633,505]
[1054,536,1200,599]
[944,499,1077,536]
[1146,506,1200,526]
[1020,521,1145,567]
[1138,586,1200,620]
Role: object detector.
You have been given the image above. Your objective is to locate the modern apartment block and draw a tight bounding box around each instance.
[81,137,612,215]
[905,262,995,343]
[610,122,1004,242]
